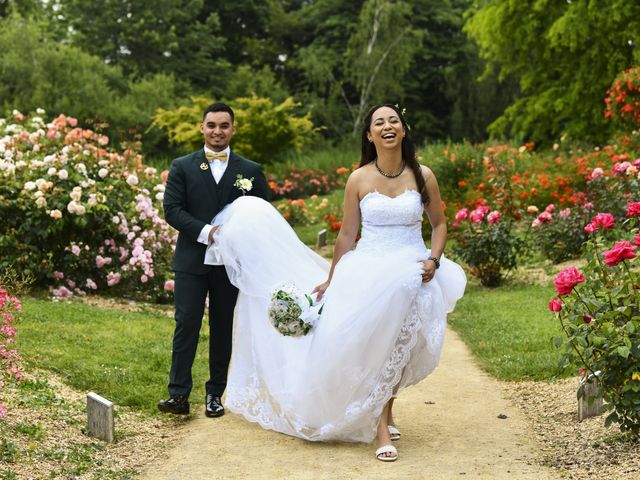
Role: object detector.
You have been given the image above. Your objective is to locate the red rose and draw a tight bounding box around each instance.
[583,315,593,324]
[634,233,640,247]
[627,202,640,217]
[603,241,637,266]
[553,267,586,295]
[548,297,563,312]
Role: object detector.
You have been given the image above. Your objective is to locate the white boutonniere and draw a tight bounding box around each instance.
[234,174,254,195]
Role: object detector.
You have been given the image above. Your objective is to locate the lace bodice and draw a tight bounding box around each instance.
[357,189,427,255]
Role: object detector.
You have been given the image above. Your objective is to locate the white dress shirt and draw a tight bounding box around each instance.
[197,146,231,245]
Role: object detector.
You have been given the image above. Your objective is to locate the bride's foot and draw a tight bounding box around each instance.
[377,404,397,461]
[388,425,401,441]
[375,444,398,462]
[387,397,400,440]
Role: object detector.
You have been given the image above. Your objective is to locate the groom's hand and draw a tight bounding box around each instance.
[208,225,221,243]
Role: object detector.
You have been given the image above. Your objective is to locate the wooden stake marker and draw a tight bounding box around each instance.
[578,375,604,422]
[87,392,115,442]
[317,229,327,248]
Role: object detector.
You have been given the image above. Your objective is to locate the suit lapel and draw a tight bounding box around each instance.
[219,153,242,204]
[195,150,219,206]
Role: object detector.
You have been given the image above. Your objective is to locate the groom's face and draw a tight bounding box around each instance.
[201,111,235,152]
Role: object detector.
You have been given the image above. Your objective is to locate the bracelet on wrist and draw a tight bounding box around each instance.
[428,256,440,269]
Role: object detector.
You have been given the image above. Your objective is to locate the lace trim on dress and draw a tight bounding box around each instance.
[226,279,429,443]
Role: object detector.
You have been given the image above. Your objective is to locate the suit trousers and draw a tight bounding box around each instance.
[168,266,238,398]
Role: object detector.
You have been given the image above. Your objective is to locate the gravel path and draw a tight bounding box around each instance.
[141,327,558,479]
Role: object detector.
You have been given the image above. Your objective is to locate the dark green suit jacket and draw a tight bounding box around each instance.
[163,149,269,275]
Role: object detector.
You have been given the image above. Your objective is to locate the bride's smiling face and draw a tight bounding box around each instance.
[367,107,405,151]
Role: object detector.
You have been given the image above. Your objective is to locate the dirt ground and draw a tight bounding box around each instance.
[140,328,558,480]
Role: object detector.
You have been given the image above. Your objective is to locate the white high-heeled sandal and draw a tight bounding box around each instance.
[375,444,398,462]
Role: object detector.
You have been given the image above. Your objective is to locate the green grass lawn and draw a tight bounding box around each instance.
[448,282,573,381]
[17,299,209,413]
[16,281,571,415]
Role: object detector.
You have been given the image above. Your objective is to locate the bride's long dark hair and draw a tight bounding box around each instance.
[359,104,429,205]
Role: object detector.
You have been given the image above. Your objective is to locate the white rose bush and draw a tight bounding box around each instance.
[0,110,177,301]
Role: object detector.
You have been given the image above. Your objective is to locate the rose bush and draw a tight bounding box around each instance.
[451,204,524,286]
[267,166,350,200]
[0,110,177,302]
[550,205,640,436]
[0,286,23,419]
[605,67,640,130]
[528,204,591,263]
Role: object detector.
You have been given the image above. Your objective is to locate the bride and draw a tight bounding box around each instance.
[205,104,466,462]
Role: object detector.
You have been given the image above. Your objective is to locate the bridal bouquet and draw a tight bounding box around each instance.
[268,284,323,336]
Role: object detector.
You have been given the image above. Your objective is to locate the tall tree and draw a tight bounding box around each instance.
[49,0,228,90]
[466,0,640,143]
[345,0,422,135]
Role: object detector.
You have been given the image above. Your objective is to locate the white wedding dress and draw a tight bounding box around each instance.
[205,190,466,443]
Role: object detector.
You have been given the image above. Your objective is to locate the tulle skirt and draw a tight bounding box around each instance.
[205,196,466,442]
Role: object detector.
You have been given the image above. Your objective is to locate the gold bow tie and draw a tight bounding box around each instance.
[205,151,228,161]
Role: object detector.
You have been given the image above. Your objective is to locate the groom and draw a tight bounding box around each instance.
[159,102,269,417]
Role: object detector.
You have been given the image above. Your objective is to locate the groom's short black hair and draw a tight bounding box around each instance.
[203,102,235,123]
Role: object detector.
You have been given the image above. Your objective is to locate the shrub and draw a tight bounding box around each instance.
[0,110,176,302]
[267,166,350,200]
[527,204,591,263]
[151,95,316,164]
[0,280,25,419]
[550,204,640,436]
[450,205,524,286]
[605,67,640,130]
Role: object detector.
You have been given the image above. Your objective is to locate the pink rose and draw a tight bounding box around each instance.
[584,202,594,210]
[537,211,552,223]
[612,161,631,175]
[603,241,637,266]
[591,167,604,179]
[626,202,640,217]
[107,272,121,286]
[469,206,490,223]
[95,255,112,268]
[558,208,571,218]
[584,222,597,233]
[553,267,585,295]
[140,275,149,283]
[455,208,469,222]
[487,211,501,224]
[548,297,563,312]
[592,212,615,229]
[544,204,555,213]
[164,280,175,292]
[54,271,64,280]
[71,245,81,256]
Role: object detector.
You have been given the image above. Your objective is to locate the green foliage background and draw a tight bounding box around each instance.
[0,0,638,157]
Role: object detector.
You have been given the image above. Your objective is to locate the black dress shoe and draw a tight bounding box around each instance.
[157,395,190,415]
[205,394,224,417]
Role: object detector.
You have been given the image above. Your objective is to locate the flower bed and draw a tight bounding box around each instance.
[0,110,177,301]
